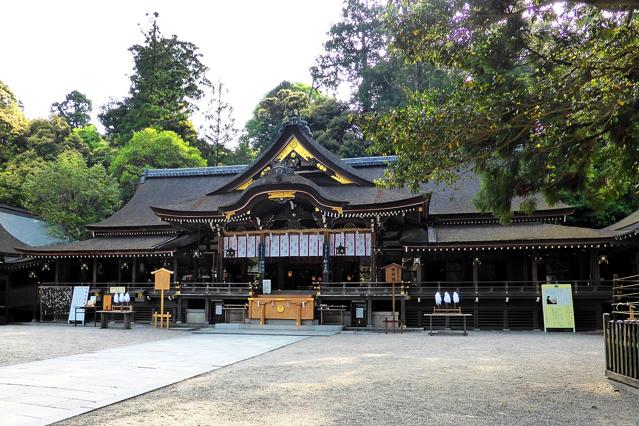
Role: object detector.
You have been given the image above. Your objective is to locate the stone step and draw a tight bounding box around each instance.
[192,322,343,336]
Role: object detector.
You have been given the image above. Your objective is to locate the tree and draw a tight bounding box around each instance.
[50,90,92,129]
[0,151,45,207]
[24,116,90,161]
[0,80,28,161]
[199,80,238,166]
[244,81,368,156]
[72,125,116,168]
[23,151,120,240]
[365,1,639,222]
[99,12,209,146]
[311,0,386,112]
[245,81,319,152]
[109,128,206,197]
[225,137,256,165]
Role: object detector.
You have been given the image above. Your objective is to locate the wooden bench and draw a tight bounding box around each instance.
[424,312,472,336]
[98,309,134,329]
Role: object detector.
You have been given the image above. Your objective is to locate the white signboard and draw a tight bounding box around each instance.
[215,304,223,316]
[262,279,272,295]
[67,286,90,324]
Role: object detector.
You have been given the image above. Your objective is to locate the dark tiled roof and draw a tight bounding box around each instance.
[88,174,236,229]
[17,235,176,256]
[605,209,639,233]
[354,167,570,215]
[0,224,28,255]
[430,223,615,244]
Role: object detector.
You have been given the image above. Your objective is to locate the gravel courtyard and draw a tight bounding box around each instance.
[45,330,639,426]
[0,323,189,367]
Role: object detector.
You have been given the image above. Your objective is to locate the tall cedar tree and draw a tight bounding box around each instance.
[99,13,209,146]
[50,90,92,129]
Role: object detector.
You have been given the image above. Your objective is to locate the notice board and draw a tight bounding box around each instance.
[67,286,90,324]
[541,284,575,332]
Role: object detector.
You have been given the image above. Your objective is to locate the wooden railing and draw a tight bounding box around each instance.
[38,282,253,297]
[39,280,611,299]
[317,280,612,298]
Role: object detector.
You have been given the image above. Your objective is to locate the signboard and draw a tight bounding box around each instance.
[258,243,265,275]
[382,263,402,283]
[322,243,329,275]
[151,268,173,290]
[67,286,90,324]
[215,304,223,316]
[262,279,272,295]
[542,284,575,332]
[109,286,126,294]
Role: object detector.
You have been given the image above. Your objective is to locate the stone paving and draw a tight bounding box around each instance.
[0,334,305,425]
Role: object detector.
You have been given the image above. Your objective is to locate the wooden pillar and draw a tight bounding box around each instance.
[132,258,137,284]
[371,223,377,282]
[54,259,60,283]
[217,234,224,283]
[472,259,479,293]
[92,258,97,284]
[635,252,639,276]
[415,257,423,283]
[503,305,509,331]
[366,296,373,328]
[589,249,600,285]
[400,297,406,323]
[174,254,181,324]
[117,259,122,283]
[532,256,539,292]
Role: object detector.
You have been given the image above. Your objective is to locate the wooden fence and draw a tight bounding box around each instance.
[604,274,639,388]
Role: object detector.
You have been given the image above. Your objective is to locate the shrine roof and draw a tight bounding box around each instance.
[15,234,177,257]
[402,223,616,248]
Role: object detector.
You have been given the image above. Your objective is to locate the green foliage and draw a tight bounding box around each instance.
[24,116,90,161]
[365,1,639,221]
[72,125,116,168]
[0,80,28,160]
[199,80,238,166]
[23,150,120,240]
[245,81,317,152]
[99,13,208,146]
[0,151,46,207]
[110,128,206,197]
[50,90,92,129]
[311,0,386,112]
[225,138,256,165]
[244,81,368,157]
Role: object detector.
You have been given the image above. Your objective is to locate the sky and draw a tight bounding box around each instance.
[1,0,345,137]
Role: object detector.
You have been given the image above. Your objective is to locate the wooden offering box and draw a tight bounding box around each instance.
[248,294,314,326]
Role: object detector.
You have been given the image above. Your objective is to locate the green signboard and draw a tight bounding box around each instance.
[542,284,576,332]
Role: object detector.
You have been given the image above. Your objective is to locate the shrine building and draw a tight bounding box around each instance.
[6,119,639,330]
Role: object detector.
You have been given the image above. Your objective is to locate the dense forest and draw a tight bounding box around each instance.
[1,2,638,240]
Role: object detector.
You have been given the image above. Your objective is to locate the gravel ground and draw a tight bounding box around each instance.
[56,331,639,426]
[0,323,188,367]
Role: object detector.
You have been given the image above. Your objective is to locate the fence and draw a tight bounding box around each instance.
[603,274,639,388]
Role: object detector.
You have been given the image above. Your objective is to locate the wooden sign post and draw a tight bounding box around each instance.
[151,268,173,329]
[382,263,403,333]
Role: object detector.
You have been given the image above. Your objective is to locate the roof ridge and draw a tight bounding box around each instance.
[141,156,397,180]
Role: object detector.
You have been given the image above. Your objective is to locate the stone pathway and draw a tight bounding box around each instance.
[0,334,305,425]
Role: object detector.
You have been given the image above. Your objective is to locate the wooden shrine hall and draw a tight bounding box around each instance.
[8,118,639,330]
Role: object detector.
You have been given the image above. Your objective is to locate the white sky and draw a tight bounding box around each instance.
[1,0,345,137]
